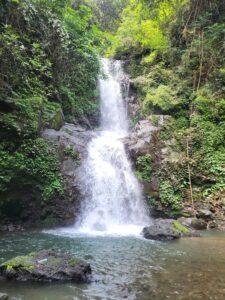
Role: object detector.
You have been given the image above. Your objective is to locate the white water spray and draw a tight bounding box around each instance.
[45,59,150,237]
[75,59,150,236]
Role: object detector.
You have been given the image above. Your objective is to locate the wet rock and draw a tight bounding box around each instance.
[124,118,164,202]
[178,217,208,230]
[191,218,207,230]
[43,123,95,158]
[1,225,25,233]
[62,157,78,177]
[125,120,158,158]
[142,223,180,241]
[196,209,213,221]
[128,101,139,120]
[177,217,194,228]
[181,206,197,217]
[208,220,218,229]
[38,122,98,227]
[0,293,8,300]
[0,250,91,283]
[142,219,197,241]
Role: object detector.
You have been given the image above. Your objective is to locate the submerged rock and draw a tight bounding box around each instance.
[142,219,198,241]
[0,293,8,300]
[0,250,91,283]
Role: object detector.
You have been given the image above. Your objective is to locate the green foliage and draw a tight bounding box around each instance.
[2,254,35,272]
[143,85,180,114]
[131,115,140,128]
[0,0,101,119]
[159,180,183,211]
[63,145,81,162]
[0,0,104,213]
[107,1,169,58]
[147,196,157,207]
[149,115,159,126]
[106,0,225,211]
[60,4,101,119]
[69,258,80,267]
[190,117,225,198]
[92,0,129,33]
[135,154,152,182]
[0,96,43,142]
[0,138,64,201]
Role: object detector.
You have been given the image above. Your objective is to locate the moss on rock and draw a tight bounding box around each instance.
[69,258,80,267]
[0,250,91,282]
[2,254,36,272]
[172,220,190,235]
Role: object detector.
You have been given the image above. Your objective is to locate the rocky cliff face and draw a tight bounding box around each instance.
[125,81,225,230]
[41,123,96,227]
[0,118,98,231]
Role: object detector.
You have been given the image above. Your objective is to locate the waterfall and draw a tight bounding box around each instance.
[75,59,150,236]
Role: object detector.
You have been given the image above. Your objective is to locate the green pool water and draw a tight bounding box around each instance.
[0,230,225,300]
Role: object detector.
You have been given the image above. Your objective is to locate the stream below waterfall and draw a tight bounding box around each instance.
[1,231,225,300]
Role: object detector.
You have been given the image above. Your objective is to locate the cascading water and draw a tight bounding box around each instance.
[75,59,150,236]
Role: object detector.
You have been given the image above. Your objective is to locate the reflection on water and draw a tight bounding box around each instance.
[0,231,225,300]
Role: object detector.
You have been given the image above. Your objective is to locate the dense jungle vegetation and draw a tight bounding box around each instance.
[0,0,225,222]
[0,0,103,221]
[106,0,225,215]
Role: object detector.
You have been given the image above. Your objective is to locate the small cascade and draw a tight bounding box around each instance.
[74,59,150,236]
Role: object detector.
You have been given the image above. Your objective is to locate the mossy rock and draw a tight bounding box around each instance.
[191,218,207,230]
[0,249,91,282]
[172,220,190,235]
[2,254,36,272]
[48,109,64,131]
[142,218,199,241]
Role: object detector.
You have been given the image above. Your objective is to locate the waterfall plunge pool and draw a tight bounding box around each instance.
[1,230,225,300]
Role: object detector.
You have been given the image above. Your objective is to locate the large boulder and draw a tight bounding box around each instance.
[177,217,194,228]
[124,120,159,158]
[196,209,213,221]
[142,219,198,241]
[0,250,91,283]
[43,123,96,159]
